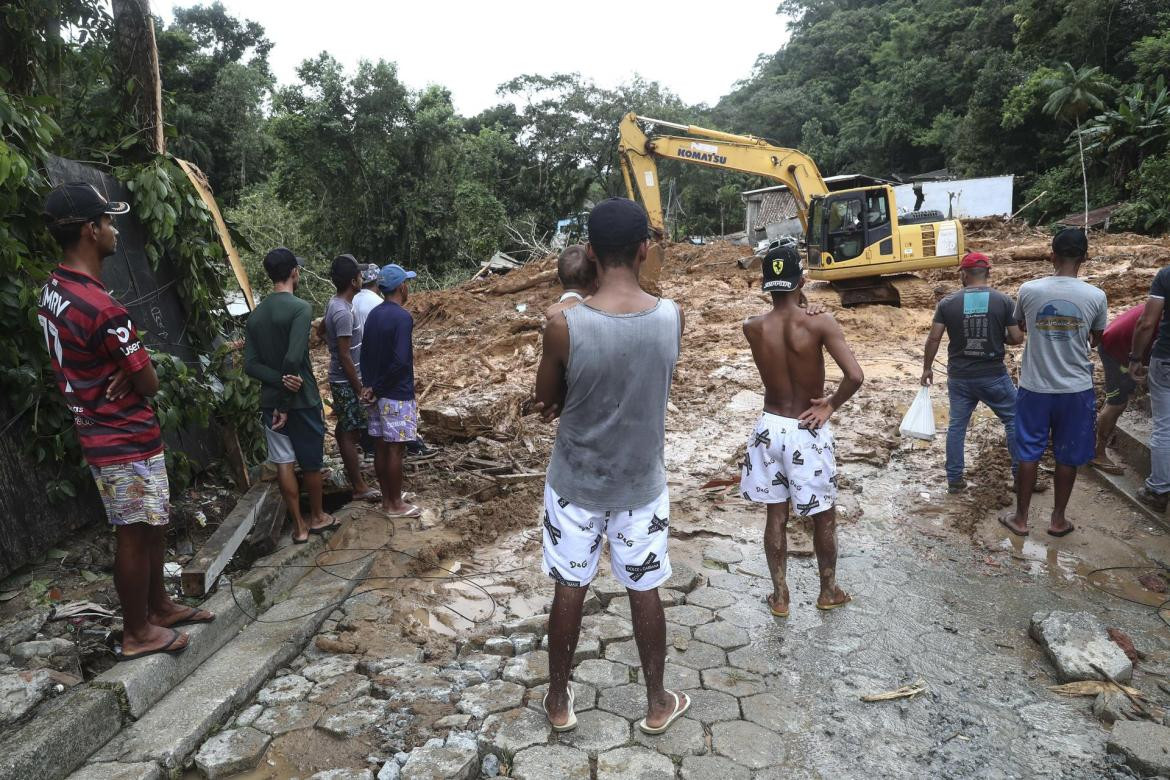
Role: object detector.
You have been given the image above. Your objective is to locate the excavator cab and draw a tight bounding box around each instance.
[807,188,893,269]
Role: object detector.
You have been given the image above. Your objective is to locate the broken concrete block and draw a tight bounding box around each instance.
[478,707,552,759]
[10,638,74,664]
[1092,691,1132,725]
[502,651,550,687]
[1029,611,1132,682]
[458,653,504,682]
[318,696,391,738]
[256,673,314,705]
[193,727,271,779]
[456,680,525,718]
[301,654,360,682]
[308,770,374,780]
[1107,720,1170,776]
[400,739,478,780]
[510,745,591,780]
[252,701,325,735]
[0,668,52,726]
[377,761,400,780]
[510,633,538,655]
[0,609,49,653]
[483,637,514,657]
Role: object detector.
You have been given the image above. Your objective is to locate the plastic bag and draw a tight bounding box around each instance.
[899,386,936,441]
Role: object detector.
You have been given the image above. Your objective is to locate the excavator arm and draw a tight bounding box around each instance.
[618,112,829,235]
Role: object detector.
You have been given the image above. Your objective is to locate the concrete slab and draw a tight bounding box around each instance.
[0,686,122,780]
[89,532,378,772]
[93,533,330,719]
[66,762,162,780]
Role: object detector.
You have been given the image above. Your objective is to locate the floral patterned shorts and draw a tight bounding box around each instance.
[90,452,171,526]
[330,382,368,433]
[368,398,419,443]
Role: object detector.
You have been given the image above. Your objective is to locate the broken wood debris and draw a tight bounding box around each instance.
[182,482,284,596]
[861,679,927,702]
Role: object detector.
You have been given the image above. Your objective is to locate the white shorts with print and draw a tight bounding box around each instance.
[740,412,837,516]
[541,483,672,592]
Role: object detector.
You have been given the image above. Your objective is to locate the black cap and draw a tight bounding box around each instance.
[43,182,129,226]
[1052,227,1088,259]
[263,247,304,279]
[761,243,803,292]
[587,197,649,247]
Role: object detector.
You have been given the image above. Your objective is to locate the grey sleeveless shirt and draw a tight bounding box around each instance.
[547,298,680,510]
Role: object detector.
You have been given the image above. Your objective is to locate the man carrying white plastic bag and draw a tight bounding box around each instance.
[900,386,937,441]
[919,252,1024,493]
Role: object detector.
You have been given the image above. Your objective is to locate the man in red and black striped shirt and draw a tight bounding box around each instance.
[38,182,212,660]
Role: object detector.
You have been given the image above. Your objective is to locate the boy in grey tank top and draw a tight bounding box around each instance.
[534,198,690,735]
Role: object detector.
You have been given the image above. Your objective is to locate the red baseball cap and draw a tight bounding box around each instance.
[960,252,991,270]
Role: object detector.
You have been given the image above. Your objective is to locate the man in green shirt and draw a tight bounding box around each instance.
[244,247,336,543]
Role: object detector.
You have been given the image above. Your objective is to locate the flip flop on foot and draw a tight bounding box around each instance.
[997,515,1028,538]
[352,488,382,502]
[292,534,310,545]
[816,592,853,611]
[765,593,789,618]
[378,504,422,519]
[1090,459,1124,475]
[117,628,188,662]
[169,607,215,627]
[638,690,691,735]
[1047,523,1075,538]
[309,518,343,535]
[544,685,577,732]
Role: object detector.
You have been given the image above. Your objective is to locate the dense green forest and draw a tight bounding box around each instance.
[2,0,1168,491]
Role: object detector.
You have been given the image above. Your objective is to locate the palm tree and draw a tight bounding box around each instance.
[1042,63,1113,229]
[1083,76,1170,190]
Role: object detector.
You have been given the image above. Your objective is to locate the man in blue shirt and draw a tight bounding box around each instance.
[361,264,422,518]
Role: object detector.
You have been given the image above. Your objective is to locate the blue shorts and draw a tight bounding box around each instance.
[1015,388,1095,466]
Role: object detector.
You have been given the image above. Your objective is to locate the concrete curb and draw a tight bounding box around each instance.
[1091,415,1168,528]
[92,534,329,719]
[0,687,122,780]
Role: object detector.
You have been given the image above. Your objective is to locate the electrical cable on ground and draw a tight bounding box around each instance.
[222,540,534,627]
[1085,563,1170,629]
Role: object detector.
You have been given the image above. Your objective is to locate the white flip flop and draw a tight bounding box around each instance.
[544,684,577,732]
[638,690,691,735]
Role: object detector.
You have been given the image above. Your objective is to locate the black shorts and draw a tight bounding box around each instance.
[1099,346,1136,407]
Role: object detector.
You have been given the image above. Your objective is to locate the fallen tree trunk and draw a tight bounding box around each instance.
[488,269,557,295]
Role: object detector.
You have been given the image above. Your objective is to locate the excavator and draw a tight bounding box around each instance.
[617,112,965,306]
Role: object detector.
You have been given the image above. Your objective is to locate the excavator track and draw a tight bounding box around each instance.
[830,274,936,308]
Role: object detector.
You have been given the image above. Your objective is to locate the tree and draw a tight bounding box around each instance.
[1082,77,1170,190]
[1042,63,1112,228]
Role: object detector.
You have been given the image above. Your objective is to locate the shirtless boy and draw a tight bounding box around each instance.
[740,244,864,615]
[544,244,597,319]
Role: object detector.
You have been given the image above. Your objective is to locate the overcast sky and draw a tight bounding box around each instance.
[151,0,792,115]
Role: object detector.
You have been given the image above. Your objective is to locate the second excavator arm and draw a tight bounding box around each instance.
[617,112,829,236]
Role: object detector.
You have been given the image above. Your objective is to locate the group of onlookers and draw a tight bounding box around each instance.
[243,250,424,540]
[923,227,1170,533]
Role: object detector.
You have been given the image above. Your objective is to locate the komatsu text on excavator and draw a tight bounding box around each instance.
[618,112,965,306]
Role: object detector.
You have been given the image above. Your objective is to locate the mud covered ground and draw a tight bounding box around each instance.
[241,221,1170,777]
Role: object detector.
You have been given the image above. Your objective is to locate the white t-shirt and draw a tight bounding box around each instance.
[352,288,383,331]
[1014,275,1107,393]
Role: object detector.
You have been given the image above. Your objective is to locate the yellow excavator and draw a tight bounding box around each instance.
[618,112,965,306]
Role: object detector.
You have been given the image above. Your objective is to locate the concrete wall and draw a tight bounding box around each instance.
[893,175,1014,219]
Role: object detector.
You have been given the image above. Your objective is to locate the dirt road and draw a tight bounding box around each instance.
[238,222,1170,778]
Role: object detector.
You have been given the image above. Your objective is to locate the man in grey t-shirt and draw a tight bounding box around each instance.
[324,254,377,502]
[1001,229,1107,538]
[921,252,1024,492]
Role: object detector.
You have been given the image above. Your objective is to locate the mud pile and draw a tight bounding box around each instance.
[311,218,1169,546]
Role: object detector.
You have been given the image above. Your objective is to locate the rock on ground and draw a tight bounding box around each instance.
[193,727,271,779]
[0,668,52,726]
[456,680,524,718]
[308,770,375,780]
[1107,720,1170,776]
[252,701,325,735]
[400,740,477,780]
[501,651,550,687]
[1030,611,1133,682]
[478,707,551,759]
[319,696,392,738]
[256,673,314,705]
[510,745,591,780]
[67,763,163,780]
[596,745,676,779]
